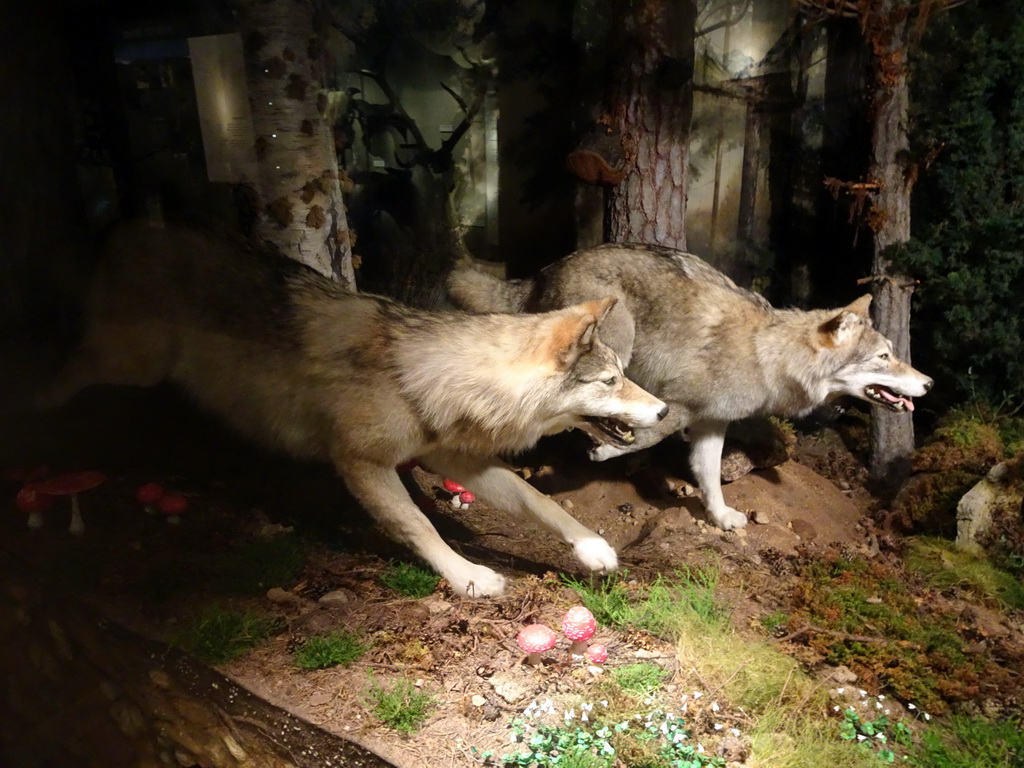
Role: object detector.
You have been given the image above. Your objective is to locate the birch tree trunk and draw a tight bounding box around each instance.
[239,0,355,288]
[607,0,697,249]
[866,0,917,486]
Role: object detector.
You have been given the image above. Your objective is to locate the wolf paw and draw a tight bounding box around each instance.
[574,537,619,573]
[710,506,748,531]
[444,563,508,598]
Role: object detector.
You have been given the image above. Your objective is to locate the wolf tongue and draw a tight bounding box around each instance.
[878,387,915,411]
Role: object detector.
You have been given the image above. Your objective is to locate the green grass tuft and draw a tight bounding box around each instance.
[174,606,276,664]
[912,714,1024,768]
[293,629,366,670]
[562,567,725,640]
[611,663,671,696]
[366,675,436,734]
[906,536,1024,612]
[380,561,440,598]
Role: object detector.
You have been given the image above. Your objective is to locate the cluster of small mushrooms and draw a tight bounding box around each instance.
[9,465,192,532]
[516,606,608,669]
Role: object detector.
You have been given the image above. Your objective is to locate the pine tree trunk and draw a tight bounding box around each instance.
[866,0,916,487]
[239,0,355,288]
[607,0,697,249]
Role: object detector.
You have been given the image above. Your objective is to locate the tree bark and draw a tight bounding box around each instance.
[866,0,916,487]
[239,0,355,288]
[607,0,697,249]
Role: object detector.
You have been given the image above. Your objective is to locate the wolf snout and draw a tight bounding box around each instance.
[656,404,669,421]
[923,378,934,392]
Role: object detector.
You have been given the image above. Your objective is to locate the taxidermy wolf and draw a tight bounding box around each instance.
[38,223,670,596]
[449,243,933,530]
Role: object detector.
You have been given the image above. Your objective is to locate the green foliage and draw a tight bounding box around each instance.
[366,675,436,734]
[611,663,671,697]
[292,629,366,670]
[379,561,440,598]
[906,537,1024,612]
[839,707,914,764]
[561,567,725,640]
[912,714,1024,768]
[899,0,1024,408]
[792,551,985,712]
[486,711,725,768]
[174,606,276,664]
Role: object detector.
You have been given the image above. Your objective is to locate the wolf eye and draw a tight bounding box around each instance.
[603,376,618,386]
[879,352,891,360]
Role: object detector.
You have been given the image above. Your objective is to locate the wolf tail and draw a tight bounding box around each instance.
[447,259,533,313]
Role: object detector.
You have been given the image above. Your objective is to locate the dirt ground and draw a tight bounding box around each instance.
[1,387,1018,767]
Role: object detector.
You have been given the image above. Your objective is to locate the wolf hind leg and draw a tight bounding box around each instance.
[589,402,687,461]
[421,451,618,575]
[339,458,507,597]
[35,323,173,408]
[688,419,747,530]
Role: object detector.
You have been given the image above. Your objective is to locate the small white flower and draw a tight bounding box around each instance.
[908,703,917,710]
[731,728,741,737]
[711,702,720,712]
[510,733,518,743]
[859,689,868,697]
[885,709,891,715]
[857,735,867,742]
[878,694,886,701]
[681,703,688,713]
[698,744,705,753]
[837,687,845,694]
[924,713,932,721]
[714,723,723,730]
[600,700,608,707]
[581,712,589,722]
[680,694,688,702]
[876,733,887,741]
[876,702,884,710]
[693,691,703,699]
[834,706,840,712]
[582,702,593,712]
[564,709,575,721]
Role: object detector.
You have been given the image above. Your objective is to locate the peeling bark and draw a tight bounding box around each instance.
[239,0,355,288]
[607,0,697,249]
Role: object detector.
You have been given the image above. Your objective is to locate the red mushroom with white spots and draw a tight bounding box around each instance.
[158,493,189,525]
[16,484,55,529]
[562,606,597,657]
[516,623,557,667]
[136,482,165,514]
[442,478,475,510]
[34,471,106,535]
[585,643,608,666]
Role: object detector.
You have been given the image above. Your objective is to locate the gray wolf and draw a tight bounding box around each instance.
[37,223,669,596]
[448,243,933,530]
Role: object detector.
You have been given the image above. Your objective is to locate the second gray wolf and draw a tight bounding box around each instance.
[37,223,669,597]
[448,243,934,531]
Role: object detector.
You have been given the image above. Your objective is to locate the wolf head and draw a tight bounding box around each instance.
[817,295,934,412]
[545,297,668,445]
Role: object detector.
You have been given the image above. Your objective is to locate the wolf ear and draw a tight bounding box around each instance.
[553,298,617,369]
[819,295,872,348]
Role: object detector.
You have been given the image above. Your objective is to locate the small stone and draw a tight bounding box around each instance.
[149,670,172,689]
[421,596,453,616]
[560,499,574,510]
[733,528,747,538]
[266,587,303,605]
[471,694,487,707]
[318,589,352,607]
[489,672,533,704]
[839,480,851,491]
[790,519,818,541]
[308,691,332,706]
[750,508,770,525]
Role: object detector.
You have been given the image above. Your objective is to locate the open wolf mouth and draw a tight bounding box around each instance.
[584,416,636,445]
[864,384,916,412]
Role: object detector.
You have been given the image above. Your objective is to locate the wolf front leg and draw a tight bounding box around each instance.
[688,420,748,530]
[340,459,508,597]
[421,451,618,575]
